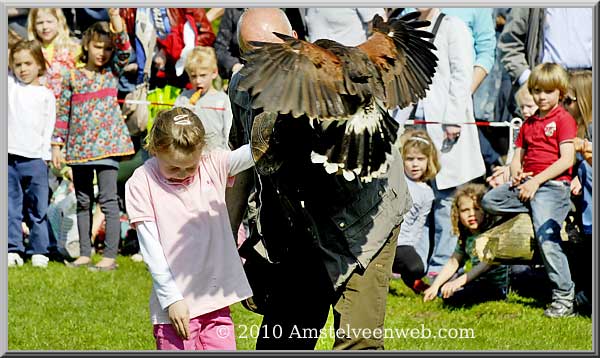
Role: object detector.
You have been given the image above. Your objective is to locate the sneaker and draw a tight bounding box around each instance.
[31,254,49,268]
[544,301,575,318]
[8,252,24,267]
[411,279,430,294]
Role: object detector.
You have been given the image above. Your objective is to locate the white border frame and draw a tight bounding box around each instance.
[1,1,598,355]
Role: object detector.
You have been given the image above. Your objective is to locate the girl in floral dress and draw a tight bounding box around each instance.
[52,9,134,271]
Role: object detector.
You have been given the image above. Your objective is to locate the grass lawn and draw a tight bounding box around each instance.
[8,255,592,351]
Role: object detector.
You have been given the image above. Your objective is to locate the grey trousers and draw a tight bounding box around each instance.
[72,165,121,259]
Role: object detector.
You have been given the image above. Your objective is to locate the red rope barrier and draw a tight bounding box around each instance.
[115,98,520,128]
[117,98,175,107]
[406,119,514,127]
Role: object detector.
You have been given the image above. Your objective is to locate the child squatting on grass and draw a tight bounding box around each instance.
[423,184,509,306]
[125,107,254,350]
[481,63,578,318]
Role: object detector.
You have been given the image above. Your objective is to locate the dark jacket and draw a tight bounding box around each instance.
[214,8,244,81]
[497,8,545,83]
[228,72,412,290]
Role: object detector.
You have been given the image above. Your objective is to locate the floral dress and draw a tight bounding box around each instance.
[52,31,135,164]
[39,41,81,100]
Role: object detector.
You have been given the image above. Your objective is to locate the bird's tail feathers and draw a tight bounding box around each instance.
[311,103,399,182]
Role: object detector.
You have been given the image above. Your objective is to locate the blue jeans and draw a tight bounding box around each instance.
[8,155,50,255]
[415,183,457,275]
[481,180,575,306]
[577,161,593,235]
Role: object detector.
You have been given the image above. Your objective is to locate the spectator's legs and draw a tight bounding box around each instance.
[333,227,398,350]
[96,166,121,259]
[256,239,333,350]
[480,182,529,216]
[529,181,575,308]
[72,166,95,258]
[22,158,50,255]
[8,155,25,254]
[478,128,502,176]
[426,184,458,275]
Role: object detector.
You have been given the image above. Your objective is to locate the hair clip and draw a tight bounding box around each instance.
[173,114,192,126]
[408,136,429,145]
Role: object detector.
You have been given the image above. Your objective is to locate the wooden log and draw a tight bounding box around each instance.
[473,213,570,264]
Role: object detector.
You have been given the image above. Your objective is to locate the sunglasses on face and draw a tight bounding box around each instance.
[563,96,577,106]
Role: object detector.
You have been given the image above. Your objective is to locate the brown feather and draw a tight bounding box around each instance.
[238,12,438,182]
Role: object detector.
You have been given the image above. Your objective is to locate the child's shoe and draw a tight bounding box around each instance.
[31,254,49,268]
[411,279,430,294]
[8,252,24,267]
[544,301,575,318]
[130,253,144,262]
[574,291,591,316]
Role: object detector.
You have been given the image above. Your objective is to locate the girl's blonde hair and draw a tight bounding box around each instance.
[184,46,218,73]
[450,183,488,237]
[145,107,206,155]
[9,39,47,76]
[527,63,569,99]
[27,8,73,48]
[400,129,441,182]
[567,70,592,139]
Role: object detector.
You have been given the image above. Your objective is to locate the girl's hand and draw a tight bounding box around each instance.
[423,285,440,302]
[573,137,584,152]
[108,8,124,33]
[168,300,190,340]
[517,177,540,202]
[51,146,63,169]
[440,280,463,299]
[232,63,244,75]
[107,8,121,19]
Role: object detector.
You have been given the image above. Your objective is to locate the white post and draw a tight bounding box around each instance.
[506,117,523,164]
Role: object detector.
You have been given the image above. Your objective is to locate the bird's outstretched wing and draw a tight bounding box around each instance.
[238,34,351,120]
[357,12,438,109]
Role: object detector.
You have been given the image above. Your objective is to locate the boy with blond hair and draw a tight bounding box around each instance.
[175,46,233,151]
[482,63,577,318]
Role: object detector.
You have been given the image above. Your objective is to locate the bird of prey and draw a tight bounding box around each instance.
[238,12,438,182]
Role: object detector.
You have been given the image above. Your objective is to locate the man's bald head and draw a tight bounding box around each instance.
[237,8,296,54]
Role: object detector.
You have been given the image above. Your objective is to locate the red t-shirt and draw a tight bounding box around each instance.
[515,106,577,183]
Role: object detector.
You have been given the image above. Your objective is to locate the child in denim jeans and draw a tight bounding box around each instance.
[481,63,577,318]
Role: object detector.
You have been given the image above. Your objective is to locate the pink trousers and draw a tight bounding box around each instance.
[153,306,236,350]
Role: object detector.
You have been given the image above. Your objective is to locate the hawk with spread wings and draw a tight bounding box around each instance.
[238,12,438,182]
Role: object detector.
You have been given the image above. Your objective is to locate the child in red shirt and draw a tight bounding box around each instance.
[481,63,577,318]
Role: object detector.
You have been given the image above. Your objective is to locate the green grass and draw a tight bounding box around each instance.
[8,256,592,351]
